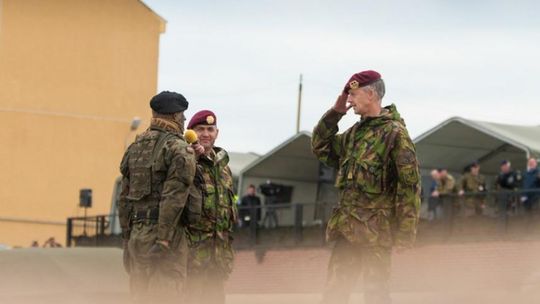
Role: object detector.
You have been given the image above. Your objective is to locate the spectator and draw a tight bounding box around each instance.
[239,185,262,227]
[522,158,540,212]
[42,237,62,248]
[459,161,487,216]
[428,169,441,221]
[30,241,39,248]
[495,160,522,191]
[495,160,522,215]
[438,168,457,194]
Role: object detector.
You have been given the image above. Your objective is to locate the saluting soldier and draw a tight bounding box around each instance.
[312,70,421,304]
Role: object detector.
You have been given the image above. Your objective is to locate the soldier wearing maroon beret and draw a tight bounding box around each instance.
[312,70,421,304]
[185,110,236,304]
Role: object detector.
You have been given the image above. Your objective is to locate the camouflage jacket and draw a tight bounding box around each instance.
[187,147,237,275]
[118,118,197,242]
[459,173,486,193]
[438,174,457,195]
[312,105,421,248]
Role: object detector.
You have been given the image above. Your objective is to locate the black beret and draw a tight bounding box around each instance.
[150,91,188,114]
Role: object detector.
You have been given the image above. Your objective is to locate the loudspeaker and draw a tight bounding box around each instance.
[79,188,92,208]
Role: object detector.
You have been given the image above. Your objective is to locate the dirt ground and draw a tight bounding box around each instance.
[227,292,540,304]
[2,244,540,304]
[4,292,539,304]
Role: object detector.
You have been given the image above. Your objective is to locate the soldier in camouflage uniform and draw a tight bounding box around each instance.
[438,169,456,195]
[437,169,457,218]
[118,91,201,303]
[185,110,237,304]
[458,161,487,215]
[311,71,421,304]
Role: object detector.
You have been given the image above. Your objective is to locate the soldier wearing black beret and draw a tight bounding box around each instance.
[150,91,189,114]
[119,90,201,302]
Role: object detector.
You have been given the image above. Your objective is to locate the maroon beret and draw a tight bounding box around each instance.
[343,70,381,93]
[188,110,217,129]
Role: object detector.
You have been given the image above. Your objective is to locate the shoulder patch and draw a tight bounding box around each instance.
[397,149,417,165]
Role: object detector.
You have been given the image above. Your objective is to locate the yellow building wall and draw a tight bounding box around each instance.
[0,0,165,247]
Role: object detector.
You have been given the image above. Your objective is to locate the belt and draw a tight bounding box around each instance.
[131,208,159,222]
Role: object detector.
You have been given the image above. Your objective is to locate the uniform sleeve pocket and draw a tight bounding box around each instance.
[399,166,419,185]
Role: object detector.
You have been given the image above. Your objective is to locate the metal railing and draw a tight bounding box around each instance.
[66,189,540,248]
[66,215,121,247]
[420,188,540,241]
[234,202,333,248]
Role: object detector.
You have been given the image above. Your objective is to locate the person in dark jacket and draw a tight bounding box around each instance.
[522,158,540,212]
[239,184,262,227]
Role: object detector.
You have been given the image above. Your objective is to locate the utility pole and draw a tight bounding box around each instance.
[296,74,303,134]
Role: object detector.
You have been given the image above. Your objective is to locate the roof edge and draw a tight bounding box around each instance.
[413,116,463,144]
[137,0,167,33]
[414,116,531,156]
[240,131,312,176]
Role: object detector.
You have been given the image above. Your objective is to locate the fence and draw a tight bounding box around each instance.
[419,188,540,242]
[66,189,540,248]
[66,214,121,247]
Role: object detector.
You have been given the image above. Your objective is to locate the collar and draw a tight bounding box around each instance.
[150,118,183,134]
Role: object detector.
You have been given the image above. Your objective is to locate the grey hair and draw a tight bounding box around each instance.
[362,79,385,100]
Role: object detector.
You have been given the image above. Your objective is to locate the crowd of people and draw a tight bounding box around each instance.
[428,157,540,220]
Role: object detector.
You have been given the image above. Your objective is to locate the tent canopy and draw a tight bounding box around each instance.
[239,132,319,186]
[238,117,539,191]
[414,117,540,175]
[228,152,260,178]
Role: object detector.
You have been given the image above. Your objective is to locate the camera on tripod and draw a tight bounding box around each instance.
[259,182,293,204]
[258,181,294,228]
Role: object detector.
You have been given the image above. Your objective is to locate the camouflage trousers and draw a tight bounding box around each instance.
[185,238,234,304]
[321,237,392,304]
[125,222,188,304]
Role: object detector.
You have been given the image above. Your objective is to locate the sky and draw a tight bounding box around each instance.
[143,0,540,155]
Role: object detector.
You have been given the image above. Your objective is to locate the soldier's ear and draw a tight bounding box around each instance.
[366,87,376,101]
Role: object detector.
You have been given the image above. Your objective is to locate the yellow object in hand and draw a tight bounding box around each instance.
[184,129,198,144]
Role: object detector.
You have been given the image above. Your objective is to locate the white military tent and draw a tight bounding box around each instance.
[238,132,334,226]
[415,117,540,176]
[228,152,261,180]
